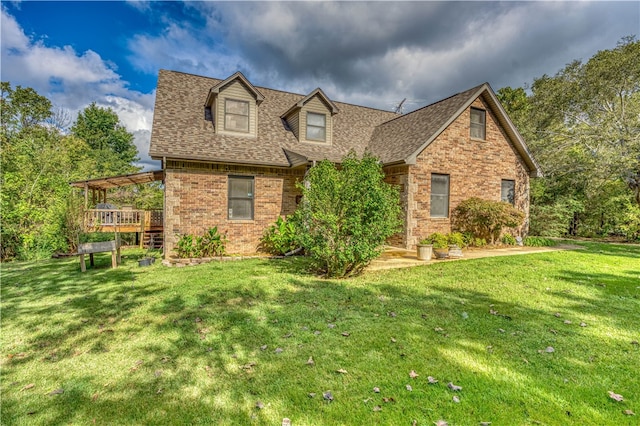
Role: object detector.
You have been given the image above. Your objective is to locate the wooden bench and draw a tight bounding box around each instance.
[78,240,121,272]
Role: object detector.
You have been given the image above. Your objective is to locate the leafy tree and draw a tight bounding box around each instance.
[498,36,640,239]
[71,103,139,176]
[292,153,401,277]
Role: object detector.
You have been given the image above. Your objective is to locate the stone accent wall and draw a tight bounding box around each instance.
[164,160,304,255]
[405,97,531,249]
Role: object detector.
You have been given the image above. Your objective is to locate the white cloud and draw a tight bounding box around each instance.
[1,7,159,170]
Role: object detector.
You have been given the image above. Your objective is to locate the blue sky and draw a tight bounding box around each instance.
[2,1,639,170]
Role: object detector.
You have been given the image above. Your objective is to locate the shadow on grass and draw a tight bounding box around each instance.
[2,247,639,425]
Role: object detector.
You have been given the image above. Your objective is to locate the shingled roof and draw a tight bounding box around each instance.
[150,70,540,176]
[149,70,396,167]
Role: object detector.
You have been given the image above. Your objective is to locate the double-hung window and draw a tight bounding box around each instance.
[470,108,486,139]
[306,112,326,142]
[501,179,515,205]
[224,99,249,132]
[430,174,450,218]
[228,176,254,220]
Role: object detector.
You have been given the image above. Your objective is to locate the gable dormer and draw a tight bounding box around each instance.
[205,72,264,138]
[281,88,339,145]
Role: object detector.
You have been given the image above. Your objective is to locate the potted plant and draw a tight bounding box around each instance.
[447,232,465,258]
[423,232,449,259]
[416,239,433,261]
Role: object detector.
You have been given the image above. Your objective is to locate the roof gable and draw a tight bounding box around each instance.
[281,87,339,118]
[205,71,265,106]
[368,83,541,177]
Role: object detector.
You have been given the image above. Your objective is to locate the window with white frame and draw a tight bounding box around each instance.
[228,176,254,220]
[306,112,326,142]
[470,107,486,139]
[430,174,450,218]
[501,179,515,205]
[224,99,249,132]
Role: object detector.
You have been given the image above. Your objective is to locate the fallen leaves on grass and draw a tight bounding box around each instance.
[274,348,283,354]
[373,405,382,412]
[308,393,316,398]
[427,376,438,384]
[564,320,572,325]
[323,391,334,402]
[435,420,448,426]
[255,401,265,410]
[336,369,348,374]
[327,323,336,329]
[447,382,462,391]
[624,409,635,415]
[406,384,413,391]
[382,397,395,403]
[608,391,624,401]
[388,311,397,317]
[373,387,380,393]
[47,388,64,396]
[341,332,350,337]
[306,356,314,365]
[409,370,419,378]
[579,322,587,327]
[452,395,460,403]
[260,345,268,351]
[21,383,35,391]
[390,337,397,343]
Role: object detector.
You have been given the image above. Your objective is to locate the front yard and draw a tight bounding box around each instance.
[1,242,638,425]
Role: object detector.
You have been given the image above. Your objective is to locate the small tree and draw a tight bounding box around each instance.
[451,197,525,244]
[293,153,401,278]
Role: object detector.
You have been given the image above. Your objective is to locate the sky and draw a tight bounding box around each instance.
[1,1,639,171]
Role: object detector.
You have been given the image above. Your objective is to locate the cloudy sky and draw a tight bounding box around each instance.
[2,1,638,170]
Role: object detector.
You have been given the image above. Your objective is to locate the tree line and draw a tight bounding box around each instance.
[1,83,160,260]
[498,36,640,240]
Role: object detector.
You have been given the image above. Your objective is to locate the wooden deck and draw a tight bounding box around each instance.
[84,209,163,233]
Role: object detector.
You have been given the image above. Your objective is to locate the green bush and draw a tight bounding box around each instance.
[523,236,558,247]
[501,234,517,245]
[447,231,466,248]
[472,237,488,247]
[176,228,227,258]
[199,226,227,257]
[420,232,449,249]
[175,234,195,258]
[260,216,298,255]
[293,153,402,278]
[452,197,525,244]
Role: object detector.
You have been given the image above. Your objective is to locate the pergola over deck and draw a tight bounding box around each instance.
[70,170,164,237]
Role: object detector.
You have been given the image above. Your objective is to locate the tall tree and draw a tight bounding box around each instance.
[71,103,139,176]
[498,36,640,239]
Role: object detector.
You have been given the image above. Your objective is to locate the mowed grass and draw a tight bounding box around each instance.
[1,243,639,425]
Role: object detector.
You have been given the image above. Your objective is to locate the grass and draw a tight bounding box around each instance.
[1,242,639,425]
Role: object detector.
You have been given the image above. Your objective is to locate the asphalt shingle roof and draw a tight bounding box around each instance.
[149,70,397,167]
[149,70,540,176]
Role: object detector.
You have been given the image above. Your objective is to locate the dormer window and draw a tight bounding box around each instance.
[306,112,326,142]
[225,99,249,133]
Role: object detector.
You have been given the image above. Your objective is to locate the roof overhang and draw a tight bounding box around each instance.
[70,170,164,191]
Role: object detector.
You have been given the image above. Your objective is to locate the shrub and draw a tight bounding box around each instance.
[293,153,402,278]
[452,197,525,244]
[421,232,449,249]
[199,226,227,257]
[447,231,466,248]
[523,236,558,247]
[175,228,227,258]
[260,216,298,255]
[501,233,517,245]
[175,234,194,258]
[472,237,488,247]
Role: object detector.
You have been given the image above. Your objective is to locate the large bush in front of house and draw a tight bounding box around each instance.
[260,216,298,255]
[292,153,402,278]
[451,197,525,244]
[175,227,227,258]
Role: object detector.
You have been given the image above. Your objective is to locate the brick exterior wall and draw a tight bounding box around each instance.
[404,98,531,249]
[164,160,304,255]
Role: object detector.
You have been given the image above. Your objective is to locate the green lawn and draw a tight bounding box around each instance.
[1,242,639,425]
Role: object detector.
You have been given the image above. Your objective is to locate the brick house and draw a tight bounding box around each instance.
[149,70,541,255]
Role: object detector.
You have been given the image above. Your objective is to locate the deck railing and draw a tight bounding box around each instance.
[84,209,163,231]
